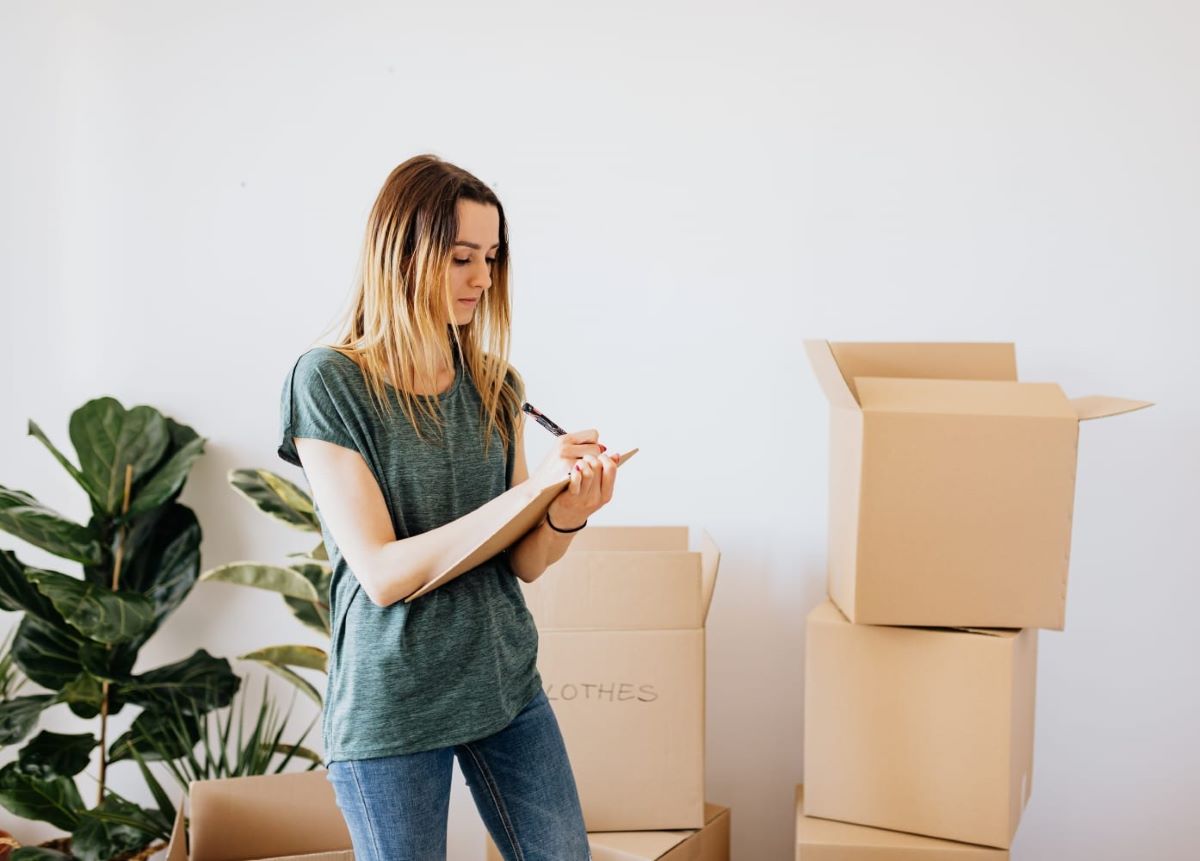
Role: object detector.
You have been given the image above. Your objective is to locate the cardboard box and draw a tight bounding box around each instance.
[165,770,353,861]
[803,600,1037,849]
[796,785,1008,860]
[485,802,731,861]
[521,526,720,831]
[804,339,1151,629]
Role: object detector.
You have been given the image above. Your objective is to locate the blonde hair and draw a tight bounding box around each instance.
[322,154,522,457]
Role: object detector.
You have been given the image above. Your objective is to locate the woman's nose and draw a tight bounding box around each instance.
[472,261,492,289]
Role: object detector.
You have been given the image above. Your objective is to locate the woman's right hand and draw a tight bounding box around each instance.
[529,428,607,491]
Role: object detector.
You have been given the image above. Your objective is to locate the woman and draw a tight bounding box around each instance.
[277,154,618,860]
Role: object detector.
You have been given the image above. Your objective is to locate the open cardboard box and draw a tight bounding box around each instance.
[520,526,720,831]
[804,339,1152,629]
[803,600,1037,849]
[486,801,730,861]
[796,785,1008,860]
[164,770,352,861]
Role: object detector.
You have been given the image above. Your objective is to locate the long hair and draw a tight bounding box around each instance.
[321,154,522,457]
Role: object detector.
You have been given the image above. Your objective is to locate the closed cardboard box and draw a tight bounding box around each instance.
[485,802,730,861]
[165,770,353,861]
[804,339,1151,629]
[796,785,1008,860]
[521,526,720,831]
[803,601,1037,849]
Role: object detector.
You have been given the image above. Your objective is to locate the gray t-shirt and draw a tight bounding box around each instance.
[277,343,541,764]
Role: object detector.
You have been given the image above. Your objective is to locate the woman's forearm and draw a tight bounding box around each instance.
[507,510,584,583]
[371,478,544,606]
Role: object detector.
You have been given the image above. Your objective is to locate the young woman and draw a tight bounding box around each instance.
[277,154,619,860]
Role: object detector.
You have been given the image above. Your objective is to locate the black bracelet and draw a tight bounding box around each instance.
[546,510,587,533]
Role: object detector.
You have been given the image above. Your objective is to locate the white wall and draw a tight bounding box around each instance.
[2,1,1198,858]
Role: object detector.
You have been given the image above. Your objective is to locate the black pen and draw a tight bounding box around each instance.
[521,402,569,437]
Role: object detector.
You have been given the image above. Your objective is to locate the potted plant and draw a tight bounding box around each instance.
[0,397,240,860]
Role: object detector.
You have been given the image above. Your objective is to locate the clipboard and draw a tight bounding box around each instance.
[403,447,640,602]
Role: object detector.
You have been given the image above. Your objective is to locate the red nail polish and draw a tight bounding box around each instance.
[599,444,607,452]
[574,463,581,471]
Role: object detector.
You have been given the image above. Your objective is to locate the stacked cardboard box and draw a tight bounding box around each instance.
[798,340,1150,856]
[501,525,729,857]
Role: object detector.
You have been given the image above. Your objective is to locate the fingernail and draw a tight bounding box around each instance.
[599,444,607,452]
[574,463,581,471]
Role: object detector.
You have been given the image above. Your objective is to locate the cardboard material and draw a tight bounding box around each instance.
[485,802,731,861]
[164,770,353,861]
[796,785,1008,860]
[803,600,1037,849]
[804,338,1152,629]
[521,526,720,831]
[405,447,640,601]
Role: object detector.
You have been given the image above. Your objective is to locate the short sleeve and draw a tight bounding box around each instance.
[277,350,362,468]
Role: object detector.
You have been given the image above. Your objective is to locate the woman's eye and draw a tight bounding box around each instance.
[452,257,498,266]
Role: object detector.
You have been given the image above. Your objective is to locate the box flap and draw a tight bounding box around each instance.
[568,525,689,552]
[189,771,351,861]
[165,800,187,861]
[405,449,639,601]
[588,829,694,859]
[856,377,1076,419]
[1069,395,1154,421]
[697,530,720,622]
[810,600,1020,638]
[796,785,1006,853]
[830,341,1019,401]
[804,339,860,409]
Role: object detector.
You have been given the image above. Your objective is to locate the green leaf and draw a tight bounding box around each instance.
[199,562,321,602]
[0,485,104,566]
[0,760,85,831]
[11,615,86,690]
[26,417,91,497]
[57,672,106,719]
[121,649,239,715]
[128,434,206,516]
[249,660,323,707]
[11,847,75,860]
[284,563,330,635]
[26,570,156,645]
[71,794,162,861]
[107,503,202,649]
[16,731,97,778]
[0,550,69,626]
[68,398,171,516]
[0,694,55,746]
[108,705,202,764]
[229,467,320,531]
[126,742,176,828]
[239,644,327,673]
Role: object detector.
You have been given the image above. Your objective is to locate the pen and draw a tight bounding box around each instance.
[521,402,569,437]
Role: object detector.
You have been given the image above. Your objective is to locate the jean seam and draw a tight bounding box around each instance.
[346,760,385,861]
[462,741,524,861]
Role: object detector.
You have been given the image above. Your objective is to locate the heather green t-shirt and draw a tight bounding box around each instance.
[276,343,542,764]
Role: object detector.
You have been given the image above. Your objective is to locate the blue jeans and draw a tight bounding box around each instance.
[325,688,591,860]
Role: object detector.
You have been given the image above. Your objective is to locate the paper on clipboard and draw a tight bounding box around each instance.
[403,447,640,602]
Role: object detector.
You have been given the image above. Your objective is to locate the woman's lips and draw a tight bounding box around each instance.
[458,298,479,305]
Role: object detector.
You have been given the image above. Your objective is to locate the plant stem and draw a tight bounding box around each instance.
[97,462,134,807]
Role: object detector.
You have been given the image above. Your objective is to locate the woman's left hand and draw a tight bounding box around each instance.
[546,451,620,529]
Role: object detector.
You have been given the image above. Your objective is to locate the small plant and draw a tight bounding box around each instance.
[198,468,332,706]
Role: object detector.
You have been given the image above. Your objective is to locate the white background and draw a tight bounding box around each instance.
[2,2,1198,858]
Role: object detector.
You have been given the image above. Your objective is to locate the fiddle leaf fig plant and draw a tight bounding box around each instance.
[198,468,330,706]
[0,397,240,860]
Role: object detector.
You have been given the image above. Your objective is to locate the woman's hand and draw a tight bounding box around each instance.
[546,447,620,531]
[529,428,606,491]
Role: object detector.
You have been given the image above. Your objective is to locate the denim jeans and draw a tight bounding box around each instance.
[325,688,591,860]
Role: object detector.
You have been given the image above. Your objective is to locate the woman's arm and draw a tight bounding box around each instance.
[506,412,619,584]
[294,425,609,607]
